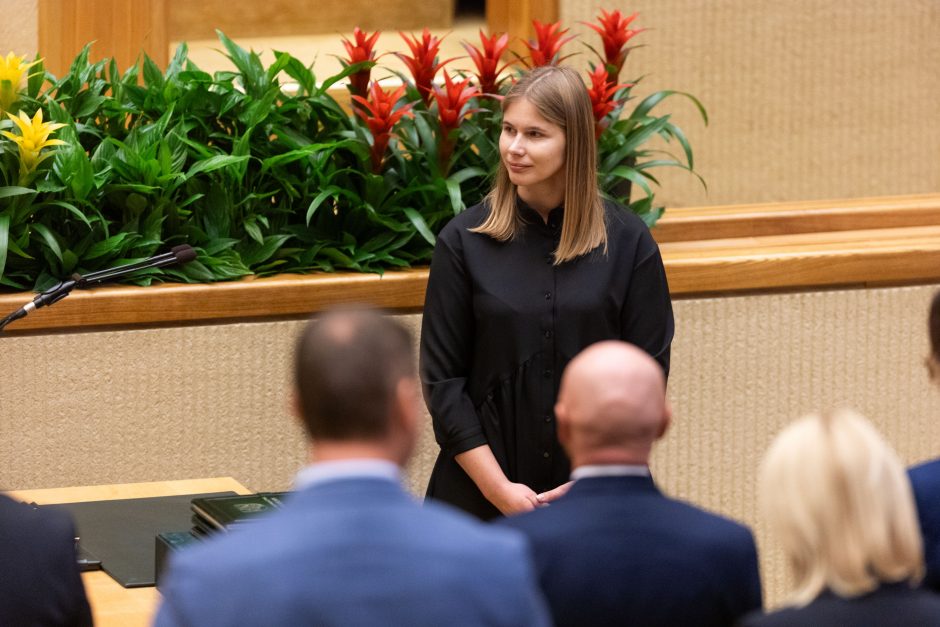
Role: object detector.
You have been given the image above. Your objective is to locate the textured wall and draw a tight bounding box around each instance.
[3,284,940,603]
[0,0,38,57]
[560,0,940,207]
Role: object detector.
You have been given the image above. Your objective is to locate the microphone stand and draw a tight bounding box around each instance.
[0,245,197,332]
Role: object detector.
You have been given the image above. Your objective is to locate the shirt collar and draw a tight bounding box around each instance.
[293,459,401,491]
[517,197,564,232]
[570,464,651,481]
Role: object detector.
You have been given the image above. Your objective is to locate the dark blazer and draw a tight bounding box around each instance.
[911,458,940,592]
[155,477,551,626]
[738,583,940,626]
[0,494,92,627]
[498,475,762,627]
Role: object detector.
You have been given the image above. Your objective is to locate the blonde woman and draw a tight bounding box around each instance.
[420,65,674,519]
[740,409,940,626]
[910,289,940,591]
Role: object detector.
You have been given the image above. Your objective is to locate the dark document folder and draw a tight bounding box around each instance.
[49,491,235,588]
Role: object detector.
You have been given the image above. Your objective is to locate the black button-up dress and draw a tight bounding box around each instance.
[420,199,674,519]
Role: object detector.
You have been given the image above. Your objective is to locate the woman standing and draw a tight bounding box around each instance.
[740,409,940,626]
[420,65,674,520]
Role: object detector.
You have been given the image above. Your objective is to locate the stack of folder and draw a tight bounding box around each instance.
[189,492,287,536]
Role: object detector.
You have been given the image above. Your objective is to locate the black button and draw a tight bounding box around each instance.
[544,291,552,300]
[543,369,552,378]
[543,451,550,459]
[545,254,553,264]
[544,414,552,423]
[544,330,552,339]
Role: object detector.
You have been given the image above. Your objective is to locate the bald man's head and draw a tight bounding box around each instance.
[555,341,670,467]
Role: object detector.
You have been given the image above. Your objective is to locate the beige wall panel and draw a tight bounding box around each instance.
[0,0,38,57]
[3,284,940,603]
[662,284,940,604]
[561,0,940,207]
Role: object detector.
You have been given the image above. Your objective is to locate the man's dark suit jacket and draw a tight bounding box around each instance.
[499,475,762,627]
[738,583,940,626]
[0,494,92,627]
[911,458,940,592]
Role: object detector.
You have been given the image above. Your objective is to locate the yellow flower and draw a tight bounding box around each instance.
[0,52,38,113]
[1,109,66,182]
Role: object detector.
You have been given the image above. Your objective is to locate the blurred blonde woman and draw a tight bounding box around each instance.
[739,408,940,626]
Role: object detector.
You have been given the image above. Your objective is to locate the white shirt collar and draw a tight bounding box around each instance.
[570,464,651,481]
[293,459,401,491]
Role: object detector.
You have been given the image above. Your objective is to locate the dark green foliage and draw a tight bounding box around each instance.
[0,33,703,291]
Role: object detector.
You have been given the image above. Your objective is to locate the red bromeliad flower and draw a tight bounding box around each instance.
[586,65,633,139]
[462,30,511,95]
[351,82,413,172]
[341,28,382,101]
[397,29,455,106]
[524,20,575,68]
[432,72,481,172]
[584,9,644,81]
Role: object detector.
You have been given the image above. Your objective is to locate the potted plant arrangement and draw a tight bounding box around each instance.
[0,9,705,292]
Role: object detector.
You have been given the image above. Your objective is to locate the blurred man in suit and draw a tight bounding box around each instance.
[155,308,549,627]
[911,459,940,592]
[0,494,93,626]
[910,288,940,592]
[500,340,762,627]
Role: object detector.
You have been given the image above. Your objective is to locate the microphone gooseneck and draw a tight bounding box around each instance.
[0,245,198,332]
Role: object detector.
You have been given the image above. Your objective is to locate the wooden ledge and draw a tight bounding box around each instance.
[653,194,940,242]
[2,194,940,333]
[0,269,429,333]
[661,225,940,294]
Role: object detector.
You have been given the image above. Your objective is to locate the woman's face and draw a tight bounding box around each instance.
[499,97,566,202]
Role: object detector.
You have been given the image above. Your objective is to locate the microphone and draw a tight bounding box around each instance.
[0,244,198,331]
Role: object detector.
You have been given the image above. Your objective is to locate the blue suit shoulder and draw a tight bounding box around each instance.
[910,458,940,591]
[157,483,551,627]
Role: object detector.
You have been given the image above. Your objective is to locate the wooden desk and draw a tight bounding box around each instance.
[9,478,251,627]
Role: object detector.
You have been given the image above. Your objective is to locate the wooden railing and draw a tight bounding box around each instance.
[0,194,938,333]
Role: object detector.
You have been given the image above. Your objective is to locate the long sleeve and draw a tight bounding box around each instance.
[420,233,487,455]
[622,234,674,378]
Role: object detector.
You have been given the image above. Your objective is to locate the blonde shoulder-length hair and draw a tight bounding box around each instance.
[471,65,606,264]
[760,408,924,607]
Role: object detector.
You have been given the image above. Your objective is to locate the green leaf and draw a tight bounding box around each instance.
[402,207,435,245]
[0,186,36,200]
[49,201,93,229]
[186,155,250,178]
[244,220,264,245]
[608,165,653,199]
[631,90,708,126]
[447,166,487,185]
[85,232,131,260]
[445,178,463,215]
[31,223,64,263]
[27,55,45,98]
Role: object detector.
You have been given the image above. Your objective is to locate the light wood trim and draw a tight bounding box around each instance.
[488,0,558,52]
[167,0,455,40]
[2,195,940,333]
[9,478,250,627]
[38,0,168,78]
[8,477,251,503]
[661,225,940,294]
[653,194,940,243]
